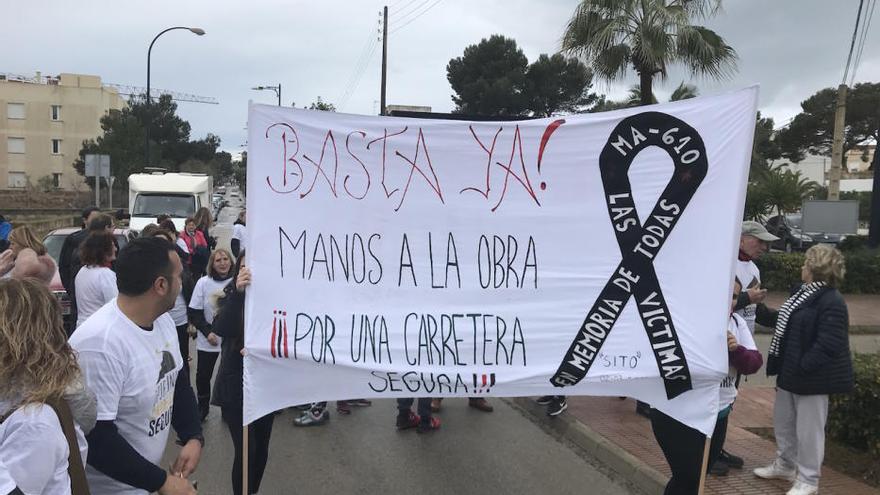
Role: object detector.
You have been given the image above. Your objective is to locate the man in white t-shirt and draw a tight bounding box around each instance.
[717,221,778,472]
[69,237,202,495]
[734,221,779,334]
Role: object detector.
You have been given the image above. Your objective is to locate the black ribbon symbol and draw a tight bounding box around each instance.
[551,111,708,400]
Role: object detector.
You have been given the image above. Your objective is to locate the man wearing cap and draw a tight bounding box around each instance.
[735,221,779,335]
[709,220,779,476]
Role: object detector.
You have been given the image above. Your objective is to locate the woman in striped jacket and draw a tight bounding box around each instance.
[753,244,853,495]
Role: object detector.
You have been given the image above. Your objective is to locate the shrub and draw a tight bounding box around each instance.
[828,353,880,456]
[838,235,870,252]
[754,253,804,292]
[755,249,880,294]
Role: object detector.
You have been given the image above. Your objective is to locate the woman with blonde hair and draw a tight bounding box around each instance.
[7,225,47,257]
[187,248,234,421]
[754,244,853,495]
[0,226,49,279]
[0,278,92,494]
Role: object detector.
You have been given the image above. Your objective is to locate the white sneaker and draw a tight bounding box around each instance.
[753,459,796,481]
[786,480,818,495]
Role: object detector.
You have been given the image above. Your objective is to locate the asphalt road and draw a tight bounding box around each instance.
[162,197,635,495]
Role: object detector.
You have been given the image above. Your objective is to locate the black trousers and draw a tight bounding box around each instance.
[222,406,275,495]
[650,408,707,495]
[707,412,730,470]
[195,351,220,415]
[176,324,191,373]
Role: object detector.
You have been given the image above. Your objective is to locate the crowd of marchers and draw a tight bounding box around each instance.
[0,208,853,495]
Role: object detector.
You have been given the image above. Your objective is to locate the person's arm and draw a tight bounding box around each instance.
[187,307,211,338]
[86,421,167,491]
[800,297,849,372]
[169,368,203,478]
[171,367,202,444]
[729,346,764,375]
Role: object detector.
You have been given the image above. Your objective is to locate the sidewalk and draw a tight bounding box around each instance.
[765,292,880,331]
[513,389,879,495]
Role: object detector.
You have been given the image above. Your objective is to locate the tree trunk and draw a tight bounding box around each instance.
[639,71,654,106]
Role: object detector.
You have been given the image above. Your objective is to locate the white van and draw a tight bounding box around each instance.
[128,171,213,232]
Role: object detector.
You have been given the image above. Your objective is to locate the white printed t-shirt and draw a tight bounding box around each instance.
[0,459,16,495]
[167,292,188,327]
[718,313,757,410]
[74,266,117,328]
[69,300,182,495]
[734,259,761,334]
[232,224,247,252]
[189,276,232,352]
[0,401,88,495]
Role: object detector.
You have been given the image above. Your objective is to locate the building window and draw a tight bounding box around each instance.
[7,137,25,154]
[7,172,26,189]
[52,139,62,154]
[51,105,62,121]
[7,103,25,120]
[53,173,62,189]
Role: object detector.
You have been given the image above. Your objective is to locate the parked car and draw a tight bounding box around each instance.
[765,213,845,252]
[43,227,137,332]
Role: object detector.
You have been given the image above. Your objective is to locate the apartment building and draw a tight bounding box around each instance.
[0,72,126,191]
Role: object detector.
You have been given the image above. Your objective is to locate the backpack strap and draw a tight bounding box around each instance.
[47,398,91,495]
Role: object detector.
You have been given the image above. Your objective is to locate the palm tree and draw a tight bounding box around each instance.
[625,81,698,106]
[561,0,737,106]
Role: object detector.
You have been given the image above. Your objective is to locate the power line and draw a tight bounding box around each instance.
[389,0,419,15]
[391,0,431,22]
[850,0,877,84]
[337,19,381,109]
[339,38,380,111]
[390,0,443,34]
[842,0,866,84]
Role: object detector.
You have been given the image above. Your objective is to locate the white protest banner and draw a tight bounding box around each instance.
[244,86,758,434]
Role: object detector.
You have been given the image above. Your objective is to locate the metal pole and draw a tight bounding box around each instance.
[145,27,206,168]
[380,5,388,115]
[95,172,100,209]
[277,84,281,106]
[828,84,847,200]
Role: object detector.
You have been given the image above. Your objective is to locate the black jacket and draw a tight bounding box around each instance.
[59,228,89,293]
[765,287,854,395]
[211,287,245,409]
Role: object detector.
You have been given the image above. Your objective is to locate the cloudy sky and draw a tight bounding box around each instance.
[4,0,877,155]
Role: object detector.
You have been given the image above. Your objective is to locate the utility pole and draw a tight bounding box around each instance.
[828,84,848,200]
[380,5,388,115]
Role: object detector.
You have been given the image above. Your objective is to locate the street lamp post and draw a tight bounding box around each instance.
[252,85,281,106]
[145,26,205,168]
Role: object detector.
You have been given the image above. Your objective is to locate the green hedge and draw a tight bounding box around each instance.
[828,353,880,456]
[755,249,880,294]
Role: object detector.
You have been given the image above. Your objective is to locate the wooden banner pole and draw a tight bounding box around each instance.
[242,423,249,495]
[697,436,711,495]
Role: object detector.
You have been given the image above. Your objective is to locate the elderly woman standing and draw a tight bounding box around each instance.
[753,244,853,495]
